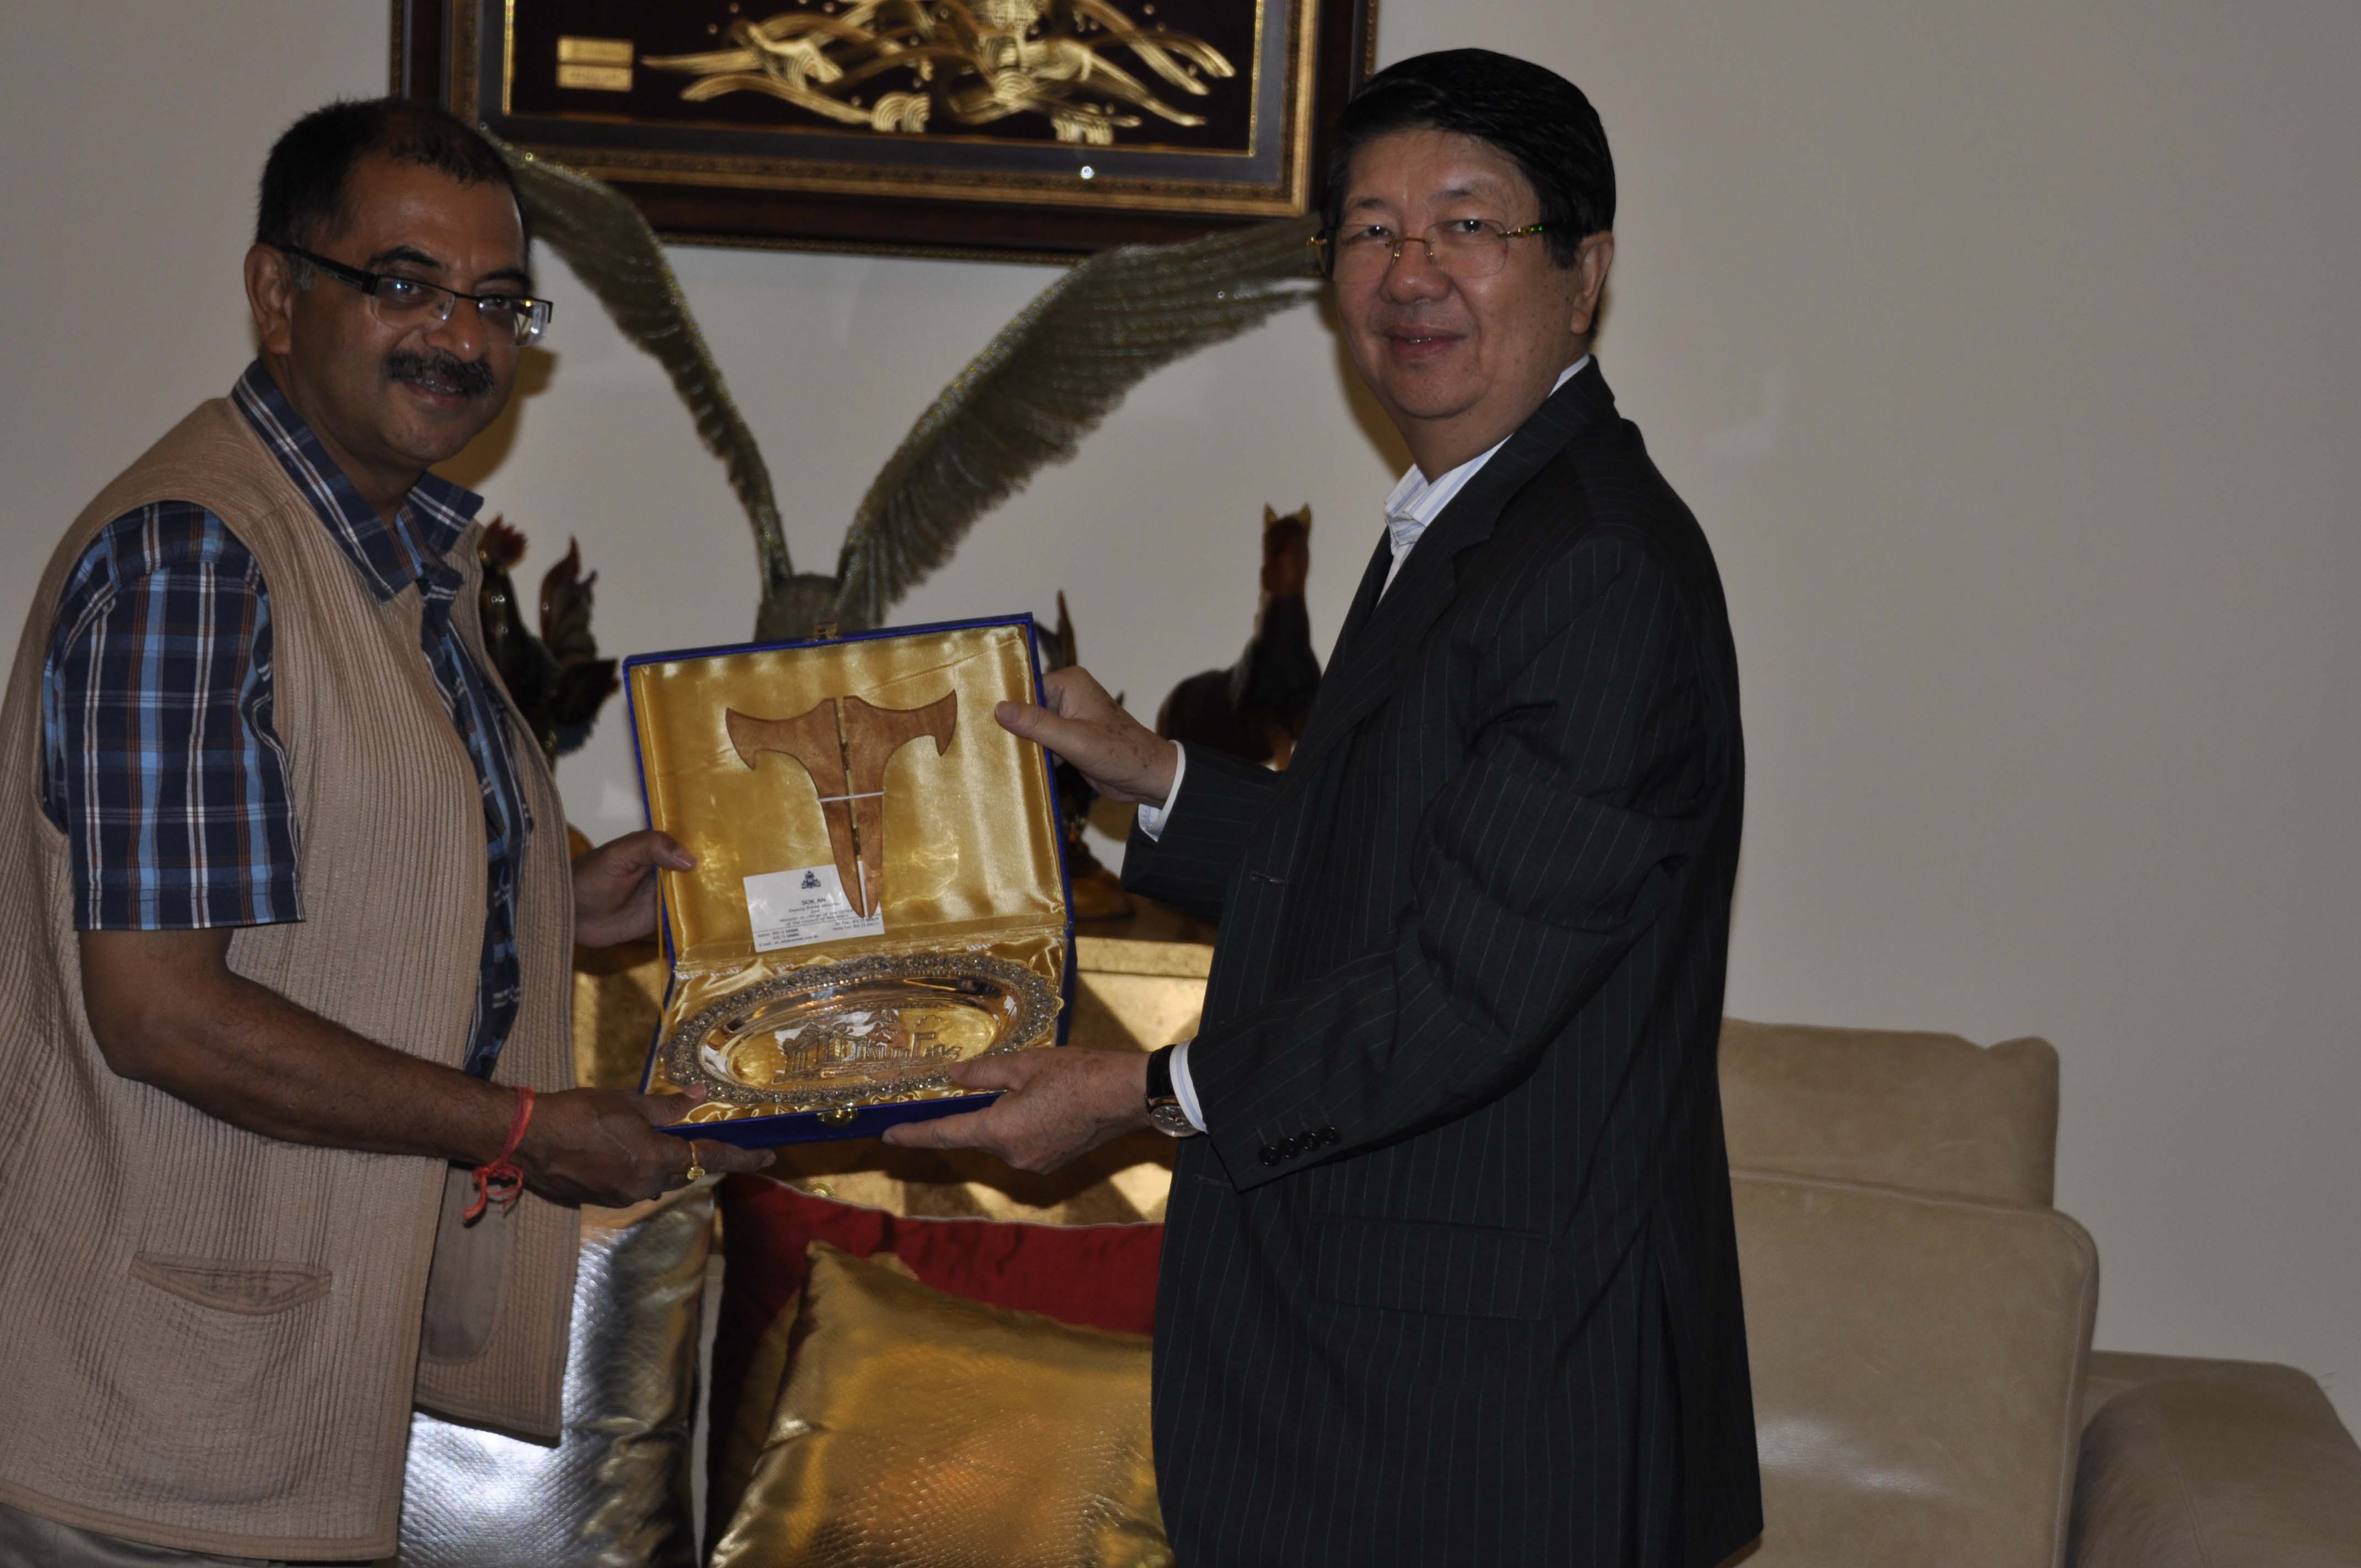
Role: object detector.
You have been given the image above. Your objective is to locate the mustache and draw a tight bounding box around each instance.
[384,350,497,399]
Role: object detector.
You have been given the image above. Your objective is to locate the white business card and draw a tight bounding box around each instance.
[743,864,883,952]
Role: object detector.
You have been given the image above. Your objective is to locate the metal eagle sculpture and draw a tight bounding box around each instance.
[494,139,1321,643]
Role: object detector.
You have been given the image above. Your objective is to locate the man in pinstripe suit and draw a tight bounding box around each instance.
[889,50,1761,1566]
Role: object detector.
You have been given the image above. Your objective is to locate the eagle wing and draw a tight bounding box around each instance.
[494,139,799,596]
[828,214,1321,632]
[495,133,1320,640]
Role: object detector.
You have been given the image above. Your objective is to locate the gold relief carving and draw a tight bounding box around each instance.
[478,2,1318,218]
[557,36,635,92]
[558,36,635,66]
[437,0,1345,245]
[644,0,1237,146]
[725,691,958,918]
[558,64,635,90]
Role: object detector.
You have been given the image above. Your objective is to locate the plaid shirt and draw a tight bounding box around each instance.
[40,362,533,1077]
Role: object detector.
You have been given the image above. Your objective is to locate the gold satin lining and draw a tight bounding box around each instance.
[573,944,669,1091]
[626,624,1069,1125]
[630,624,1064,963]
[711,1244,1169,1568]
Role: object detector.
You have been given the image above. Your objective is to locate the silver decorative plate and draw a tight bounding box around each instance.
[661,952,1060,1113]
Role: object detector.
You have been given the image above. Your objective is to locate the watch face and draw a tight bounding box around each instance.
[1148,1101,1198,1137]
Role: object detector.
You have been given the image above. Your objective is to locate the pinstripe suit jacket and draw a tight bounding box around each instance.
[1124,363,1760,1567]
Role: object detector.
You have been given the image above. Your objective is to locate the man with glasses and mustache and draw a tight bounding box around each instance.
[0,100,766,1564]
[889,50,1762,1566]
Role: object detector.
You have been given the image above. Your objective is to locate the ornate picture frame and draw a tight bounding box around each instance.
[393,1,1377,259]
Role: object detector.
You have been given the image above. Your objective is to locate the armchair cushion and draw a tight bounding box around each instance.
[709,1244,1167,1568]
[1734,1169,2097,1567]
[394,1184,710,1567]
[708,1177,1163,1544]
[1720,1019,2059,1205]
[2070,1354,2361,1568]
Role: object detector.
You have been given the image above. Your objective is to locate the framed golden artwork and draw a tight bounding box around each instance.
[392,0,1378,259]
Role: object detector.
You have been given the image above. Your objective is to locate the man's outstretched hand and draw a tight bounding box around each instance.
[996,666,1177,807]
[574,830,695,949]
[516,1086,771,1207]
[880,1048,1155,1174]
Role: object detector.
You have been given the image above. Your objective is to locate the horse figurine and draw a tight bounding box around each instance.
[1157,504,1319,768]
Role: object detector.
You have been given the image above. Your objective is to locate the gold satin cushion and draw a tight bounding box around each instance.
[711,1244,1169,1568]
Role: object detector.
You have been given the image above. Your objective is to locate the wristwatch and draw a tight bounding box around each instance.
[1145,1043,1201,1139]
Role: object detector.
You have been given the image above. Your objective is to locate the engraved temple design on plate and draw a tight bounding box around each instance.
[766,1010,966,1080]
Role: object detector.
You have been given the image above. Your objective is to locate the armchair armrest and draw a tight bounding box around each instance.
[2070,1352,2361,1567]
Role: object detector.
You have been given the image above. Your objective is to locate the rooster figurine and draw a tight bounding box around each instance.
[476,518,621,767]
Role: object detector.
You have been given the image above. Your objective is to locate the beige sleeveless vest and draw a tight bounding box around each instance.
[0,399,579,1560]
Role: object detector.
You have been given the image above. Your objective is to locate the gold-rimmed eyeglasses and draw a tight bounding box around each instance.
[1309,219,1552,284]
[276,244,553,346]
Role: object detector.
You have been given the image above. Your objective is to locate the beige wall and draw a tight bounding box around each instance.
[4,2,2354,1428]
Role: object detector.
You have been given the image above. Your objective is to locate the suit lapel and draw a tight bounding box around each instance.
[1288,364,1617,782]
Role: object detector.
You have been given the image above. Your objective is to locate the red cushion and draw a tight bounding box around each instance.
[717,1173,1164,1336]
[710,1174,1165,1534]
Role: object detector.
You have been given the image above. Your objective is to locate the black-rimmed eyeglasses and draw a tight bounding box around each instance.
[277,244,552,346]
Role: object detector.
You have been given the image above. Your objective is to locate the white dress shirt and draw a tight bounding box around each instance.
[1139,358,1590,1131]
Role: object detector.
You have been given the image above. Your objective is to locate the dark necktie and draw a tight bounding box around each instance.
[1326,527,1397,671]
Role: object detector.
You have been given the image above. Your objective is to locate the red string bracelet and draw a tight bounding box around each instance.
[465,1086,536,1223]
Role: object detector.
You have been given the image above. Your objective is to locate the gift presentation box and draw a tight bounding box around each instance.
[624,616,1073,1147]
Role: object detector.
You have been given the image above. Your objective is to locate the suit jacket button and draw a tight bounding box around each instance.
[1259,1145,1281,1166]
[1320,1126,1341,1146]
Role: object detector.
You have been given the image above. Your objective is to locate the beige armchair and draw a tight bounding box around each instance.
[565,937,2361,1565]
[1065,944,2361,1566]
[1718,1018,2361,1567]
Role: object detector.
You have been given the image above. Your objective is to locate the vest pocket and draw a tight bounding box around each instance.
[129,1252,331,1315]
[418,1163,509,1363]
[1312,1215,1552,1321]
